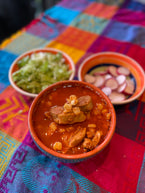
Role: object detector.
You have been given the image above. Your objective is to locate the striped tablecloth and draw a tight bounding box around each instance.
[0,0,145,192]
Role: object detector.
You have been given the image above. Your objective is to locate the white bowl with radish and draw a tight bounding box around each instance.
[78,52,145,105]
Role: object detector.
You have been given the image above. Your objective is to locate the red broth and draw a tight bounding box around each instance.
[32,84,111,155]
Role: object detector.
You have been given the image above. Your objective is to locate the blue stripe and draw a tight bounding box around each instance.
[0,50,18,93]
[102,20,145,47]
[45,5,80,25]
[125,0,145,12]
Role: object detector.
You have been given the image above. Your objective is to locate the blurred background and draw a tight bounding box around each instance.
[0,0,60,43]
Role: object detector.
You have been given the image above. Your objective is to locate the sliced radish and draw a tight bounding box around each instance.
[116,75,126,85]
[109,91,126,102]
[94,75,105,88]
[123,79,135,95]
[108,66,118,77]
[102,87,112,96]
[117,66,130,76]
[84,64,134,103]
[117,82,127,93]
[104,74,112,80]
[84,74,96,84]
[105,78,118,90]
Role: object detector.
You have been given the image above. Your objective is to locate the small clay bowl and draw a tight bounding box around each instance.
[28,80,116,163]
[78,52,145,105]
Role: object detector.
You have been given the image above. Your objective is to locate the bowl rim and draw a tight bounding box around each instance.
[78,51,145,105]
[8,48,75,98]
[28,80,116,161]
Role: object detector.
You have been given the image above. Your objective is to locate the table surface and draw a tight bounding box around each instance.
[0,0,145,192]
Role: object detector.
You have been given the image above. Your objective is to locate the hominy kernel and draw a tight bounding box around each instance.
[97,103,103,110]
[59,128,65,133]
[88,124,96,128]
[106,113,111,120]
[102,109,108,114]
[69,95,78,105]
[87,128,96,138]
[49,122,57,131]
[70,95,77,100]
[53,142,62,151]
[64,103,72,112]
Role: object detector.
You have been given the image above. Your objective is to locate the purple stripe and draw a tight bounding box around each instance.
[0,144,27,193]
[22,131,43,154]
[101,19,145,47]
[113,8,145,26]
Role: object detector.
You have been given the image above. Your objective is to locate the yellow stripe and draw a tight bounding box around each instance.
[0,98,12,110]
[0,96,20,116]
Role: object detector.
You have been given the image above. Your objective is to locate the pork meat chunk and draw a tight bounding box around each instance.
[69,127,86,148]
[50,105,86,124]
[49,95,93,124]
[77,95,93,111]
[57,110,86,124]
[50,106,64,122]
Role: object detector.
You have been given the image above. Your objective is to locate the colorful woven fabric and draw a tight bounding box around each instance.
[0,0,145,192]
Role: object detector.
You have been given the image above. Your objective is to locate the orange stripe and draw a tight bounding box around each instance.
[84,2,118,19]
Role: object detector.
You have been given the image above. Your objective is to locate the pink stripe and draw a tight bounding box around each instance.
[113,9,145,26]
[67,133,145,193]
[126,44,145,71]
[87,36,145,71]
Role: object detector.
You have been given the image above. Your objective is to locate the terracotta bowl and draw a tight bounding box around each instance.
[28,80,116,163]
[9,48,75,97]
[78,52,145,105]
